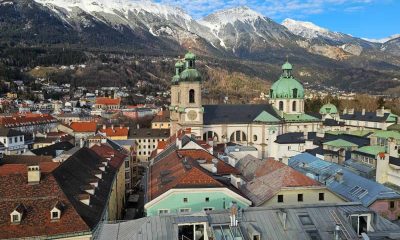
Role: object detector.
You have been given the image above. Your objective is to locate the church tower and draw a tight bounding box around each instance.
[170,51,203,136]
[269,61,305,114]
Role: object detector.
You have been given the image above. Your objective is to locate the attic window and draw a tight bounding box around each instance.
[11,213,20,223]
[51,211,60,220]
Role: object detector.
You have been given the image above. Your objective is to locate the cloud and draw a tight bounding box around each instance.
[153,0,377,19]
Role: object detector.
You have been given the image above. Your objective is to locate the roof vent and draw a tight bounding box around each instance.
[27,165,40,184]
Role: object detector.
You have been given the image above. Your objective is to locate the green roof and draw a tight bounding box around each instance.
[387,113,399,122]
[326,130,375,137]
[319,103,338,115]
[282,61,292,70]
[323,139,357,148]
[253,111,281,123]
[283,113,320,122]
[372,130,400,140]
[356,145,386,156]
[185,51,196,60]
[175,61,184,68]
[180,68,201,82]
[171,74,180,84]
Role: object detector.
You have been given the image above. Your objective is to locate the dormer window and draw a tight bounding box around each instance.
[11,213,21,223]
[51,211,60,220]
[10,204,25,224]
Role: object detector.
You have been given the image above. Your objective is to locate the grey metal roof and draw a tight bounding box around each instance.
[289,153,400,207]
[340,112,393,123]
[97,203,400,240]
[203,104,282,125]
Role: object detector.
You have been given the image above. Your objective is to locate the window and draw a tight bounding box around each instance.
[14,137,18,142]
[11,214,20,223]
[203,207,213,212]
[277,195,283,203]
[293,88,298,98]
[279,101,284,111]
[390,201,395,209]
[306,230,321,240]
[183,198,188,203]
[51,211,59,219]
[298,194,303,202]
[205,197,209,202]
[189,89,195,103]
[20,136,23,142]
[179,208,191,213]
[319,193,324,201]
[299,214,314,225]
[253,135,258,142]
[351,215,370,236]
[158,209,169,214]
[125,160,130,168]
[292,101,297,111]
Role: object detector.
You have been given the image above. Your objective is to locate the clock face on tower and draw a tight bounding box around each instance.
[187,110,198,121]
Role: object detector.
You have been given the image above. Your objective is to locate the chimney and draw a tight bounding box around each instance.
[387,138,397,158]
[361,109,366,116]
[343,108,347,114]
[229,203,238,227]
[27,165,40,184]
[102,124,106,130]
[348,108,354,115]
[334,171,344,183]
[278,209,288,230]
[111,124,114,130]
[338,149,346,165]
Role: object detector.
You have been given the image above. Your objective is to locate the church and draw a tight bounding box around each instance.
[169,51,322,158]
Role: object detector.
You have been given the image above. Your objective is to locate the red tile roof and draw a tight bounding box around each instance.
[69,121,97,133]
[148,150,225,201]
[0,162,90,239]
[177,149,239,175]
[241,159,321,206]
[98,126,129,137]
[95,97,121,105]
[0,113,57,127]
[90,144,126,169]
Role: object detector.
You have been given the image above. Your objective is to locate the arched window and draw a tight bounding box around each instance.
[253,135,258,142]
[203,131,219,142]
[270,89,274,98]
[293,88,298,98]
[279,101,284,111]
[230,131,247,142]
[189,89,195,103]
[292,101,297,112]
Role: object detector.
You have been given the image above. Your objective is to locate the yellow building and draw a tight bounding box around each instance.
[151,110,171,129]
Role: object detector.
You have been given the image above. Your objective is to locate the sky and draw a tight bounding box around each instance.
[154,0,400,40]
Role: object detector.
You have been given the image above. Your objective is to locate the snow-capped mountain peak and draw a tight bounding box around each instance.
[199,6,264,29]
[282,18,336,40]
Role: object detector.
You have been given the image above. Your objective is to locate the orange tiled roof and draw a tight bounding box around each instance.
[95,97,121,105]
[177,149,239,175]
[69,121,97,133]
[90,144,127,169]
[0,113,56,127]
[148,150,224,201]
[98,126,129,137]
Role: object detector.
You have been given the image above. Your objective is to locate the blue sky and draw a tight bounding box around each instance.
[154,0,399,39]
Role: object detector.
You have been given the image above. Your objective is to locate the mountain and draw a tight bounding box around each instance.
[363,34,400,43]
[382,37,400,56]
[0,0,400,95]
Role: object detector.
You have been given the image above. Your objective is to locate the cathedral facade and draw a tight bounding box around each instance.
[169,52,321,158]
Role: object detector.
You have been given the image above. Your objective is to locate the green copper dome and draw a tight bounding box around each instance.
[175,61,184,68]
[282,61,292,70]
[270,61,304,99]
[180,68,201,82]
[319,103,338,114]
[185,51,196,60]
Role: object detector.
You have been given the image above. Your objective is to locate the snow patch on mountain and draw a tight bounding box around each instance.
[363,34,400,43]
[282,18,344,41]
